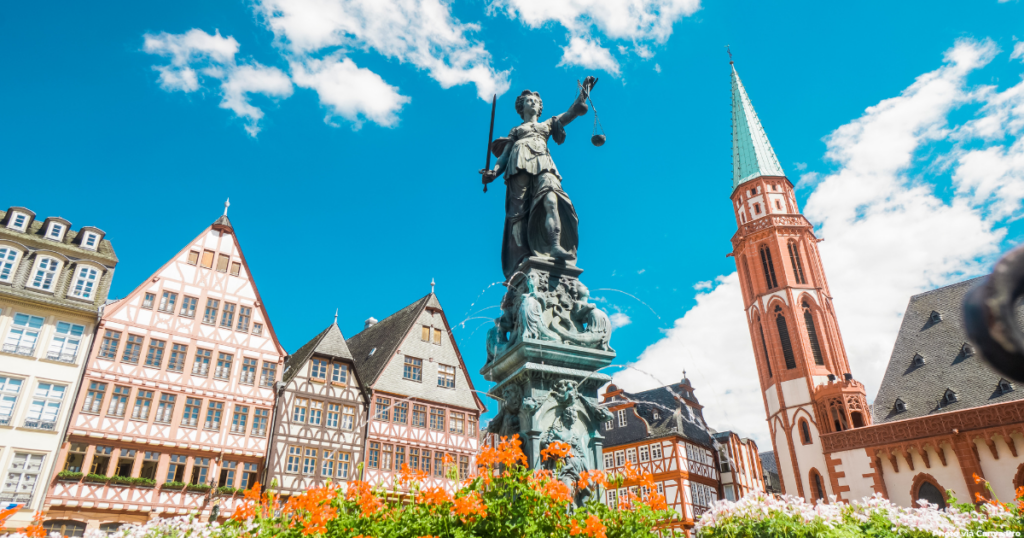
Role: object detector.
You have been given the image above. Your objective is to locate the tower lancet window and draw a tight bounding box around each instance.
[757,317,772,377]
[759,245,778,290]
[742,258,754,300]
[788,241,806,284]
[775,306,796,370]
[802,302,824,366]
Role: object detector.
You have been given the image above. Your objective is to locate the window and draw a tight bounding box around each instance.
[215,353,233,380]
[309,400,323,426]
[759,245,778,289]
[231,405,249,434]
[180,296,198,318]
[132,390,153,420]
[615,450,625,467]
[367,442,380,469]
[381,444,393,471]
[158,292,177,313]
[930,310,943,324]
[220,461,237,488]
[775,200,783,210]
[64,443,87,472]
[893,398,906,413]
[253,323,263,336]
[192,457,210,484]
[962,342,976,357]
[338,453,351,479]
[450,412,465,435]
[421,450,431,474]
[141,293,157,309]
[459,455,469,479]
[412,404,427,428]
[759,320,772,378]
[70,266,99,299]
[800,419,812,444]
[115,449,136,477]
[260,362,276,387]
[252,408,269,436]
[430,408,445,431]
[803,302,825,366]
[220,303,235,328]
[321,450,334,478]
[342,405,355,430]
[913,353,926,367]
[375,397,391,421]
[200,250,215,269]
[403,357,423,381]
[205,401,224,430]
[293,398,308,423]
[236,306,251,331]
[83,382,106,414]
[310,358,328,381]
[155,393,176,423]
[650,443,662,459]
[26,382,65,429]
[167,455,187,482]
[421,326,430,341]
[332,363,348,384]
[0,377,23,424]
[5,313,44,355]
[241,358,257,385]
[47,322,84,363]
[122,334,143,364]
[47,222,66,240]
[604,419,613,431]
[395,446,406,470]
[182,397,201,427]
[753,203,761,215]
[8,213,28,231]
[240,462,258,488]
[438,364,456,388]
[326,403,340,428]
[192,348,212,376]
[0,247,20,282]
[108,386,130,417]
[230,262,241,276]
[145,339,165,368]
[203,299,220,324]
[943,389,957,405]
[187,251,199,265]
[776,309,797,369]
[394,401,408,424]
[606,489,616,507]
[625,447,637,464]
[99,330,121,359]
[916,480,947,510]
[434,453,444,477]
[639,445,650,462]
[999,379,1015,394]
[3,453,45,504]
[216,255,230,273]
[788,241,806,284]
[91,446,112,475]
[617,409,627,427]
[604,452,614,469]
[810,469,825,501]
[168,344,187,372]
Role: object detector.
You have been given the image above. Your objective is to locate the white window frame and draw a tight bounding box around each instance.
[651,443,663,459]
[70,264,101,300]
[2,452,45,505]
[7,212,29,232]
[4,313,45,356]
[332,363,348,384]
[625,447,637,464]
[45,222,66,241]
[603,452,614,469]
[0,246,22,283]
[28,256,61,292]
[617,408,627,427]
[0,376,24,426]
[615,450,625,467]
[639,445,650,462]
[47,321,85,363]
[81,231,100,250]
[25,382,65,430]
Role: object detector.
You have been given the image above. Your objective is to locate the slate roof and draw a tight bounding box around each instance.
[284,322,353,383]
[346,293,438,387]
[614,384,716,447]
[759,451,777,475]
[873,276,1024,424]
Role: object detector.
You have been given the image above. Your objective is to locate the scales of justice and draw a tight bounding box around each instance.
[476,75,617,506]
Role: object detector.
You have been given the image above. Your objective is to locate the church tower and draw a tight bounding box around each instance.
[728,62,870,502]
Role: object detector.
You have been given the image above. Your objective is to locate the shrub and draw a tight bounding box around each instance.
[83,473,109,483]
[55,471,82,481]
[187,483,212,493]
[216,486,240,496]
[133,477,157,487]
[109,475,134,485]
[162,480,186,490]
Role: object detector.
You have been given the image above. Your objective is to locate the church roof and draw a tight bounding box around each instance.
[284,322,353,383]
[872,276,1024,424]
[731,64,785,189]
[346,293,438,387]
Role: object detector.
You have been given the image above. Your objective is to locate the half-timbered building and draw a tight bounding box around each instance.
[266,320,367,497]
[345,292,486,491]
[0,206,118,531]
[42,208,286,531]
[713,431,765,501]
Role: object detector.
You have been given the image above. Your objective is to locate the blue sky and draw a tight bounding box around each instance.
[3,0,1024,444]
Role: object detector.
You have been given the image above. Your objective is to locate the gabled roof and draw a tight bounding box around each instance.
[759,451,777,474]
[872,276,1024,424]
[346,293,436,387]
[605,382,715,448]
[731,63,785,189]
[284,322,353,383]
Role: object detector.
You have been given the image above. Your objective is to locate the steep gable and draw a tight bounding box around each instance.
[284,322,353,383]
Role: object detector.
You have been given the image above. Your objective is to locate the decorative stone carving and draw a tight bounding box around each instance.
[486,383,524,439]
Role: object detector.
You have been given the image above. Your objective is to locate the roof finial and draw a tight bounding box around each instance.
[224,198,230,216]
[726,45,733,65]
[334,308,338,325]
[431,278,436,295]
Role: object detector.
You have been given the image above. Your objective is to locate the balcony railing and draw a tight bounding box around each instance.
[23,419,57,431]
[46,350,77,364]
[3,343,35,356]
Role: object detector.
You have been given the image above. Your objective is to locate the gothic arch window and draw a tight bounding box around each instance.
[802,301,825,366]
[1014,463,1024,490]
[775,306,797,370]
[757,317,772,378]
[808,468,826,502]
[754,203,762,215]
[799,418,812,445]
[788,241,807,284]
[742,257,755,300]
[912,475,947,510]
[760,245,778,290]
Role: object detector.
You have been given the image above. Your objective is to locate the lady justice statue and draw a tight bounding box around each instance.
[480,77,598,280]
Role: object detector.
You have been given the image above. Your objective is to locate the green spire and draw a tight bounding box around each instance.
[732,64,784,189]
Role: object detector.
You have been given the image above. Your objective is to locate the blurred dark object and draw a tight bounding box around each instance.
[964,244,1024,382]
[591,134,606,146]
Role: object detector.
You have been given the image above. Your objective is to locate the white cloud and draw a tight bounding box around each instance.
[612,38,1021,447]
[557,37,620,75]
[794,162,807,171]
[654,63,661,73]
[1012,42,1024,62]
[144,29,292,137]
[610,312,632,329]
[290,55,410,129]
[693,280,712,290]
[794,171,819,190]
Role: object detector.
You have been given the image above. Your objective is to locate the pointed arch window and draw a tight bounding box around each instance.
[788,241,807,284]
[802,301,825,366]
[759,245,778,290]
[809,469,825,502]
[758,318,772,378]
[742,257,755,300]
[775,306,796,370]
[799,418,812,445]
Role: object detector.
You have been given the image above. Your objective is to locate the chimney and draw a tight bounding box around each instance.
[364,317,378,329]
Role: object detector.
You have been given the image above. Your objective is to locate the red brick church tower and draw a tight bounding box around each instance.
[727,62,870,502]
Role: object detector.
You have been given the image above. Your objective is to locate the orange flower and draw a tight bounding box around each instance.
[443,454,456,466]
[569,514,607,538]
[346,480,383,517]
[452,491,488,523]
[417,486,453,506]
[231,482,278,522]
[282,485,338,535]
[645,492,669,511]
[974,473,984,484]
[399,463,429,485]
[477,436,528,468]
[18,512,46,538]
[578,470,608,489]
[540,441,572,461]
[539,478,572,504]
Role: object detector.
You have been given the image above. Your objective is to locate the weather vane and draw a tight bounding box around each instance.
[726,45,733,64]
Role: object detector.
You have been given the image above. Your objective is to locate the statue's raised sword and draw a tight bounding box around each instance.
[482,94,496,193]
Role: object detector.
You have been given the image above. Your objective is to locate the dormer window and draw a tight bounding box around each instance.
[998,379,1014,395]
[942,389,957,405]
[28,256,61,292]
[652,409,660,420]
[962,342,975,357]
[46,222,66,241]
[929,311,942,324]
[8,212,29,232]
[894,398,906,413]
[81,232,99,250]
[70,265,100,300]
[912,353,926,367]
